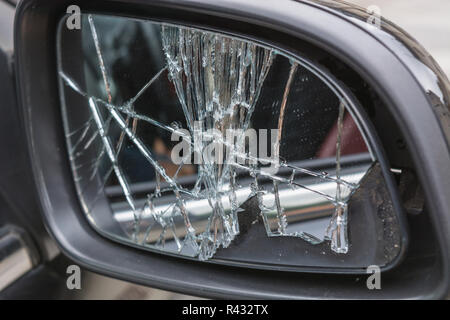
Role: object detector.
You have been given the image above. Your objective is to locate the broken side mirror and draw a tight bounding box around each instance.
[14,0,450,299]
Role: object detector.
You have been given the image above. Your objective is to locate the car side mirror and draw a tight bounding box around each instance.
[14,0,450,299]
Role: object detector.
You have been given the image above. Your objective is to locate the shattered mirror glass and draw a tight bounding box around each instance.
[57,14,403,269]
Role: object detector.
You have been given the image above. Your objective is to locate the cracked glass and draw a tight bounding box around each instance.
[56,14,389,264]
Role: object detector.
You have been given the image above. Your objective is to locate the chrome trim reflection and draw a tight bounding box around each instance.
[112,166,367,244]
[0,227,36,291]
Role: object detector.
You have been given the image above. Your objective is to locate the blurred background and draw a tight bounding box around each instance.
[349,0,450,77]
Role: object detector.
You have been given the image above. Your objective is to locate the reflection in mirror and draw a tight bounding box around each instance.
[57,14,398,266]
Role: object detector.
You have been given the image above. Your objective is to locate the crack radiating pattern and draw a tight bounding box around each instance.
[59,16,370,259]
